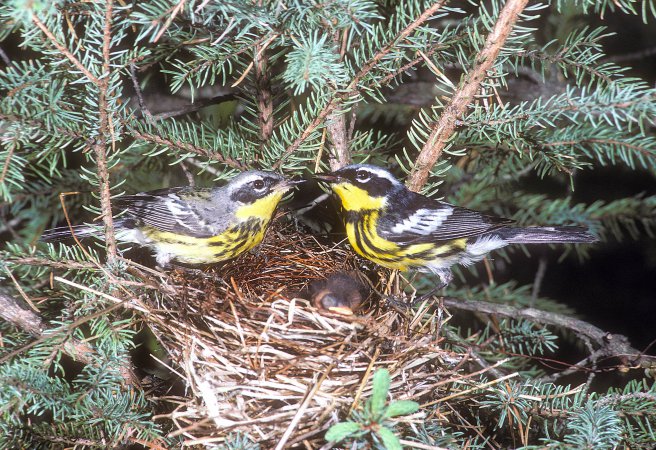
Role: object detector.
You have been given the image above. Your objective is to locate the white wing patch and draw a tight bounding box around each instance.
[390,208,453,235]
[466,235,506,257]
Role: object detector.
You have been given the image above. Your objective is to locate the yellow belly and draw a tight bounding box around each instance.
[344,214,466,271]
[143,219,267,264]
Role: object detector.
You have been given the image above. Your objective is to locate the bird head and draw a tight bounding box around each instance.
[224,170,302,219]
[309,272,369,316]
[315,164,402,212]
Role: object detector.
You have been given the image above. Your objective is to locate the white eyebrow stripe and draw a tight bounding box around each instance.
[390,208,453,235]
[358,165,400,184]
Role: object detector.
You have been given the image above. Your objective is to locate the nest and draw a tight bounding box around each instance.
[146,219,460,447]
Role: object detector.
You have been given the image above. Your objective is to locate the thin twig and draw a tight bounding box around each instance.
[0,141,15,186]
[530,256,548,307]
[31,15,100,85]
[129,129,247,170]
[129,62,154,123]
[407,0,529,191]
[153,0,186,43]
[93,0,118,262]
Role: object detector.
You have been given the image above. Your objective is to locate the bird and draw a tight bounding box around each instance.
[42,170,300,266]
[315,164,597,290]
[307,272,370,316]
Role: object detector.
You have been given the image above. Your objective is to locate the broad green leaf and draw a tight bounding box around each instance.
[377,426,402,450]
[370,368,390,415]
[385,400,419,418]
[325,421,361,442]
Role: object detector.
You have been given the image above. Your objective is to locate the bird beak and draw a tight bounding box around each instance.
[276,178,305,191]
[314,172,339,183]
[326,306,354,316]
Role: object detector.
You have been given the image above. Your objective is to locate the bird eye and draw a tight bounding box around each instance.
[355,170,370,182]
[253,179,266,190]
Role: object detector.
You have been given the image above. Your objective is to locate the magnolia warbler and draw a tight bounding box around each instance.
[42,170,300,266]
[316,164,597,288]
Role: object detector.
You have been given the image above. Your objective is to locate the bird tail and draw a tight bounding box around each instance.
[496,226,598,244]
[41,219,129,242]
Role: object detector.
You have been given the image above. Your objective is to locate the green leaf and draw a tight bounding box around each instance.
[377,426,402,450]
[384,400,420,418]
[325,421,361,442]
[370,368,391,415]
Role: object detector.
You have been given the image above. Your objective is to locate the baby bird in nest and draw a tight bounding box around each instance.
[307,272,370,316]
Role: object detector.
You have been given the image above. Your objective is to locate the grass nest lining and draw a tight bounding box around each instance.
[146,219,459,447]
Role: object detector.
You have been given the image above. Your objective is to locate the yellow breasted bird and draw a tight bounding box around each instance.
[42,171,299,266]
[316,164,597,288]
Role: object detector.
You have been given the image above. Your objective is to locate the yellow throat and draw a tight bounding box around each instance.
[331,182,386,212]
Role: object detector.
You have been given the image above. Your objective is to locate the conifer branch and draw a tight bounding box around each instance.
[94,0,117,262]
[31,15,100,86]
[129,129,247,170]
[442,297,655,372]
[407,0,529,191]
[274,0,448,169]
[347,0,449,91]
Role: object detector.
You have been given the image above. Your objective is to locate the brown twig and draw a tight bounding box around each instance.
[93,0,118,262]
[129,62,154,123]
[31,15,100,85]
[0,289,44,336]
[0,140,15,186]
[407,0,529,191]
[326,109,350,170]
[254,43,274,149]
[153,0,186,43]
[129,130,247,170]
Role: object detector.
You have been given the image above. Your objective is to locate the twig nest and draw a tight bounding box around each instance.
[147,221,454,446]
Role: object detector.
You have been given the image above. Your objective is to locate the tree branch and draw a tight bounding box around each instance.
[94,0,117,262]
[129,129,247,170]
[0,290,44,336]
[31,15,100,86]
[274,0,448,170]
[442,297,655,372]
[254,43,274,150]
[407,0,529,191]
[326,109,350,170]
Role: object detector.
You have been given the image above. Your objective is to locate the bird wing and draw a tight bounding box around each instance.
[378,193,512,244]
[115,187,231,237]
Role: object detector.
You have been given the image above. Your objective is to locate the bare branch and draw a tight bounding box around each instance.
[326,109,350,170]
[407,0,529,191]
[0,290,43,336]
[254,44,274,149]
